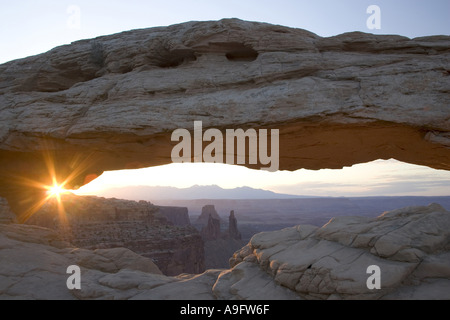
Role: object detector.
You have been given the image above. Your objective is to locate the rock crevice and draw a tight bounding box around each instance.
[1,203,449,299]
[227,203,450,299]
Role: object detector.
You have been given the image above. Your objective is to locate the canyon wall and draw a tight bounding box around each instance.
[1,203,449,299]
[158,206,191,226]
[196,205,246,269]
[26,194,205,276]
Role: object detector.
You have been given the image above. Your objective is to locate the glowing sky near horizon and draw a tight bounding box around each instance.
[74,159,450,197]
[1,1,449,197]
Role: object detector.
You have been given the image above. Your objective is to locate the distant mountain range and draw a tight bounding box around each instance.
[92,185,309,201]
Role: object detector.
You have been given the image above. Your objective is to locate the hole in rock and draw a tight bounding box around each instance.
[202,41,259,62]
[156,49,198,68]
[225,46,259,62]
[26,160,450,276]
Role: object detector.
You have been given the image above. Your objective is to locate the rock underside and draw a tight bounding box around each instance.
[0,19,448,220]
[0,19,449,300]
[1,203,449,300]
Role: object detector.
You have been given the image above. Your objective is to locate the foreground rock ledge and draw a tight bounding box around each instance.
[0,19,449,219]
[1,203,449,300]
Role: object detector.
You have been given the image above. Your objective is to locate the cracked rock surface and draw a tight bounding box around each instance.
[1,203,449,299]
[226,203,450,300]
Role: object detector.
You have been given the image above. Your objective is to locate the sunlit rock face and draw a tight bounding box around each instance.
[0,19,449,219]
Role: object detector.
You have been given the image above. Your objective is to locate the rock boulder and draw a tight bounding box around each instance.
[1,203,449,299]
[227,203,450,299]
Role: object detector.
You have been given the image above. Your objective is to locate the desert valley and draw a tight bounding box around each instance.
[0,15,449,302]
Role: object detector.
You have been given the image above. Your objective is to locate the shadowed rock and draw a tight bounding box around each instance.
[1,203,449,299]
[25,193,205,276]
[0,19,449,219]
[0,198,16,224]
[201,213,221,241]
[228,210,241,240]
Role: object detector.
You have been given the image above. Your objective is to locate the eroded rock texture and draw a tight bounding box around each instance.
[1,204,448,299]
[225,203,450,300]
[0,223,164,299]
[25,194,205,276]
[0,19,449,220]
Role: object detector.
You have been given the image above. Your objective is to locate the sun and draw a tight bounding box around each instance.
[45,182,70,198]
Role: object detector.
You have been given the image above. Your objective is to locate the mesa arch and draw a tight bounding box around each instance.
[0,19,449,221]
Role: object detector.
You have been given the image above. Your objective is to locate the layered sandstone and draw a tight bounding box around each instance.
[0,18,449,299]
[1,204,449,299]
[26,194,205,276]
[224,203,450,299]
[0,19,449,220]
[0,223,164,299]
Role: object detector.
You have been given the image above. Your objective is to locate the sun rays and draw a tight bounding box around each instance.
[39,178,70,225]
[9,139,99,224]
[47,184,69,197]
[44,178,71,199]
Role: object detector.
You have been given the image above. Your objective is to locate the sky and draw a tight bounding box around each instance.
[1,0,449,197]
[76,160,450,197]
[1,0,449,64]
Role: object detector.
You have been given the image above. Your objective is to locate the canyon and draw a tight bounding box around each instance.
[25,193,204,276]
[0,19,449,300]
[1,200,449,299]
[195,205,246,269]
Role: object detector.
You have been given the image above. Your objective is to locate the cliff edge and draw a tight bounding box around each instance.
[1,203,449,300]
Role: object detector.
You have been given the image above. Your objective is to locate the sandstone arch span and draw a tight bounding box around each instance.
[0,19,449,221]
